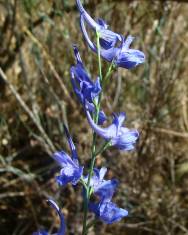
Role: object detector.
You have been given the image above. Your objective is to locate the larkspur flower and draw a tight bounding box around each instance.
[84,167,118,201]
[76,0,145,69]
[85,167,127,224]
[71,45,101,103]
[86,108,139,151]
[76,0,122,49]
[53,125,83,186]
[89,199,128,224]
[70,45,106,124]
[33,200,65,235]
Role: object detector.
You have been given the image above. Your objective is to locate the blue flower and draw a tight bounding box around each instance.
[70,45,106,124]
[84,167,127,224]
[53,125,83,186]
[71,45,101,103]
[114,36,145,69]
[89,199,128,224]
[86,108,139,151]
[76,0,145,69]
[84,167,118,201]
[33,200,65,235]
[76,0,122,49]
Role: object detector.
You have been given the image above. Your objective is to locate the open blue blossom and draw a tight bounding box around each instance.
[76,0,145,69]
[94,178,119,202]
[76,0,122,49]
[86,108,139,151]
[33,200,65,235]
[89,199,128,224]
[84,167,127,224]
[84,167,107,189]
[70,45,106,124]
[53,125,83,186]
[84,167,118,201]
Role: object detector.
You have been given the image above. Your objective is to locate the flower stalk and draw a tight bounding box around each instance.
[82,30,104,235]
[33,1,145,234]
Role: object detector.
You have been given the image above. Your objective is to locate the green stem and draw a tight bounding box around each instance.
[82,31,103,235]
[103,61,115,89]
[82,189,88,235]
[80,176,87,190]
[104,61,114,81]
[86,31,103,189]
[82,31,113,235]
[94,141,111,158]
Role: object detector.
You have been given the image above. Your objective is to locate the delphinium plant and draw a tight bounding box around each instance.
[33,0,145,234]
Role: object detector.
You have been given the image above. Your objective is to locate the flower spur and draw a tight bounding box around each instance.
[53,125,83,186]
[86,108,139,151]
[33,199,65,235]
[76,0,145,69]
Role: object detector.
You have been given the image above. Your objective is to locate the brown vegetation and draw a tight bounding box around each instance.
[0,0,188,234]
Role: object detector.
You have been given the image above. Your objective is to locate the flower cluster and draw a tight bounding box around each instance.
[85,167,128,224]
[70,45,106,124]
[34,1,145,234]
[76,0,145,69]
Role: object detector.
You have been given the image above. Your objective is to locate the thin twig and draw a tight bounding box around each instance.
[0,191,26,199]
[22,27,76,109]
[0,67,56,154]
[151,127,188,139]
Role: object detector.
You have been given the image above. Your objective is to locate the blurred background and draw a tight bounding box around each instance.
[0,0,188,234]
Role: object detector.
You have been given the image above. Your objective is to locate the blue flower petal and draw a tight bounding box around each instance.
[33,200,65,235]
[77,0,121,50]
[95,179,119,202]
[99,201,128,224]
[77,0,145,70]
[86,105,139,151]
[112,129,139,151]
[115,48,145,69]
[97,18,108,29]
[85,167,107,188]
[53,151,73,167]
[71,46,106,124]
[85,167,118,202]
[89,202,100,217]
[47,200,66,235]
[89,200,128,224]
[53,127,83,186]
[63,125,78,164]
